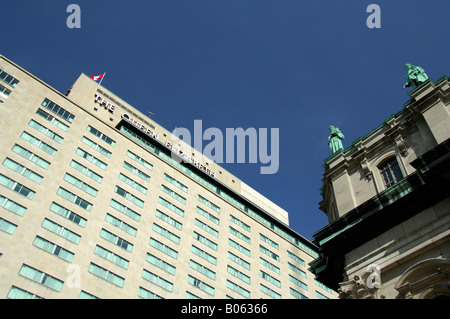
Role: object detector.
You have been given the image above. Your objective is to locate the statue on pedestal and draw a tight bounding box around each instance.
[403,63,429,89]
[328,126,345,154]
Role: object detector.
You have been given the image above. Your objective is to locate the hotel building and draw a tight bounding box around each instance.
[0,55,336,299]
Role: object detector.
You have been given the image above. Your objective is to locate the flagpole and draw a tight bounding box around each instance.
[99,73,106,86]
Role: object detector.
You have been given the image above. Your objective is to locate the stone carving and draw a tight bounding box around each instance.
[338,265,384,299]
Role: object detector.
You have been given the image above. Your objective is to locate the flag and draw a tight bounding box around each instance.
[90,73,105,81]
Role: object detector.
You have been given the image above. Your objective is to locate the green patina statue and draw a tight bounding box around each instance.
[328,126,345,154]
[403,63,429,89]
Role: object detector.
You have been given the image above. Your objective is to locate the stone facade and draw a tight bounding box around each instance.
[310,73,450,299]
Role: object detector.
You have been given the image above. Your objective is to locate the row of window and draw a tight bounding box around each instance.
[6,104,311,274]
[0,188,310,298]
[0,97,329,299]
[85,120,318,297]
[0,68,19,88]
[0,69,19,100]
[120,124,319,258]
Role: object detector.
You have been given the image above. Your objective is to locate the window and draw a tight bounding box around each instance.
[315,279,333,294]
[316,291,329,299]
[0,194,27,216]
[228,238,251,257]
[379,157,404,188]
[57,187,92,211]
[94,245,129,269]
[149,237,178,259]
[260,257,280,274]
[7,286,43,299]
[0,217,17,235]
[153,223,180,244]
[155,209,182,231]
[76,148,107,170]
[105,213,137,237]
[185,291,200,299]
[20,131,57,156]
[0,174,35,199]
[41,98,75,123]
[36,108,69,132]
[198,195,220,213]
[28,120,63,144]
[290,288,308,299]
[260,233,278,250]
[288,263,306,278]
[229,226,251,244]
[100,228,133,252]
[114,186,144,208]
[87,125,116,146]
[119,173,147,195]
[190,260,216,280]
[287,251,305,266]
[191,245,216,265]
[122,161,150,182]
[126,150,153,171]
[42,218,81,244]
[289,275,308,291]
[0,83,12,98]
[163,173,187,192]
[228,252,250,270]
[70,160,103,183]
[196,206,219,225]
[110,199,141,222]
[18,264,63,291]
[228,265,250,284]
[0,69,20,87]
[12,144,50,169]
[260,270,281,287]
[260,245,279,262]
[260,284,281,299]
[88,262,124,287]
[146,253,176,275]
[188,275,214,296]
[161,185,186,204]
[226,280,250,298]
[3,158,43,184]
[142,269,173,292]
[230,215,251,232]
[33,236,74,262]
[195,219,218,238]
[79,291,100,299]
[158,197,184,217]
[138,287,163,299]
[81,136,111,158]
[49,202,87,227]
[64,173,98,197]
[193,231,217,251]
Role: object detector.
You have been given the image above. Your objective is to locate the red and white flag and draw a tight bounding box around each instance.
[90,73,105,81]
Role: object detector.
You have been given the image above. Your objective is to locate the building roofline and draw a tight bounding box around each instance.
[322,75,449,166]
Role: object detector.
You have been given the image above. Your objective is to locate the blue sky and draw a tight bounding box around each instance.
[1,1,449,239]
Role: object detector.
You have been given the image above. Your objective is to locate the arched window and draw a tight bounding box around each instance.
[378,157,404,188]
